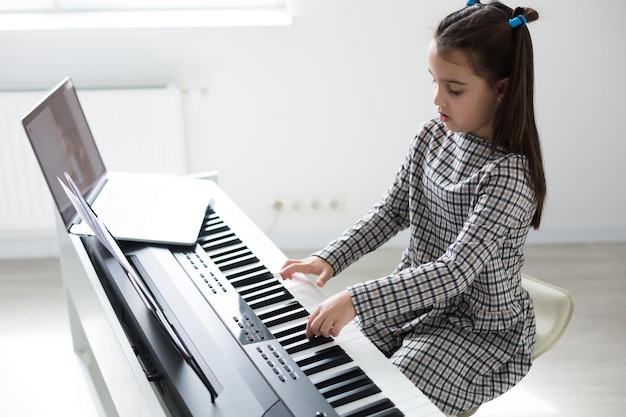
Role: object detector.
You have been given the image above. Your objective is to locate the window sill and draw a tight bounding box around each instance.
[0,8,291,32]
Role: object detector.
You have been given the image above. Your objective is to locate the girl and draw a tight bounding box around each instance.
[280,1,546,415]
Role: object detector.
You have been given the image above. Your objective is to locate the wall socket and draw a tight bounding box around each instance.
[272,193,346,214]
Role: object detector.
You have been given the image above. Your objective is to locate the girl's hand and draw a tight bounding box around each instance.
[305,290,356,338]
[279,256,334,288]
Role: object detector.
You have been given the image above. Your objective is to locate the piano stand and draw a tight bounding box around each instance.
[58,215,171,417]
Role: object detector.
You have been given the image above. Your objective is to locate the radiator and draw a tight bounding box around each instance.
[0,86,187,252]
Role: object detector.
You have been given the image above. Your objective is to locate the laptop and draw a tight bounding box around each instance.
[22,77,212,246]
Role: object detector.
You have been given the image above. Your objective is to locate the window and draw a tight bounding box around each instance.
[0,0,290,30]
[0,0,285,12]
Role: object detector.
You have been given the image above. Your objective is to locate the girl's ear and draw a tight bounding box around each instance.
[496,77,509,98]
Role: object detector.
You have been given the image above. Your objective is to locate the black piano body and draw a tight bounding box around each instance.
[57,179,445,417]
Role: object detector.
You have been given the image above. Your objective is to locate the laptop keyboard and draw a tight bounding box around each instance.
[94,182,162,231]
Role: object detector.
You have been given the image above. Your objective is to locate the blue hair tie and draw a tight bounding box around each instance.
[509,15,527,29]
[466,0,478,5]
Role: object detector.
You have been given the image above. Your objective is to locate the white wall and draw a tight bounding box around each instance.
[1,0,624,254]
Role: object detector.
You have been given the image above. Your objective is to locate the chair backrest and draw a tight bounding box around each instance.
[521,274,574,358]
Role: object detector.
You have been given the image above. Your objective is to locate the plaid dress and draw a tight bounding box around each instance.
[314,119,537,416]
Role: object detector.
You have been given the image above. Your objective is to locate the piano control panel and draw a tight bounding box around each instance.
[176,250,273,345]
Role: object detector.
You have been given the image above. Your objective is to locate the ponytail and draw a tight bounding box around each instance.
[494,6,545,228]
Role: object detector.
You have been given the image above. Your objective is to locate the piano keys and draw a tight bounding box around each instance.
[194,181,446,417]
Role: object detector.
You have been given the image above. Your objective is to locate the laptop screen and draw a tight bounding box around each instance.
[22,77,106,229]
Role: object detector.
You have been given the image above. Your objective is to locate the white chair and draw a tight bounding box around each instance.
[459,273,575,416]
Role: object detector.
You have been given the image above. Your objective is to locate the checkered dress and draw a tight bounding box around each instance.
[314,119,537,416]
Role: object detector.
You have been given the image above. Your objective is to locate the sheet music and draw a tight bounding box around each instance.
[58,173,200,371]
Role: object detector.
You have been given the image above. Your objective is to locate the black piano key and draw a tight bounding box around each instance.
[296,346,352,376]
[272,322,335,354]
[262,308,309,329]
[201,218,223,229]
[200,244,248,261]
[203,224,230,235]
[283,334,333,355]
[247,290,294,310]
[314,366,364,390]
[326,382,381,408]
[215,254,260,271]
[211,247,254,265]
[200,235,243,252]
[273,322,307,340]
[300,354,353,377]
[315,368,380,407]
[225,265,267,281]
[257,300,304,321]
[201,229,236,242]
[229,270,275,288]
[340,399,403,417]
[238,280,284,298]
[239,280,287,302]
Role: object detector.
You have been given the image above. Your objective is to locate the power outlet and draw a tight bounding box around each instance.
[272,194,346,214]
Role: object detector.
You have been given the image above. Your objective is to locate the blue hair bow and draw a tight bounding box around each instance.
[466,0,478,5]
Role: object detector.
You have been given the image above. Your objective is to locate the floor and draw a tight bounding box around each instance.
[0,242,624,417]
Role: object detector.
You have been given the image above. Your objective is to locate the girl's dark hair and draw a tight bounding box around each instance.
[435,1,546,229]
